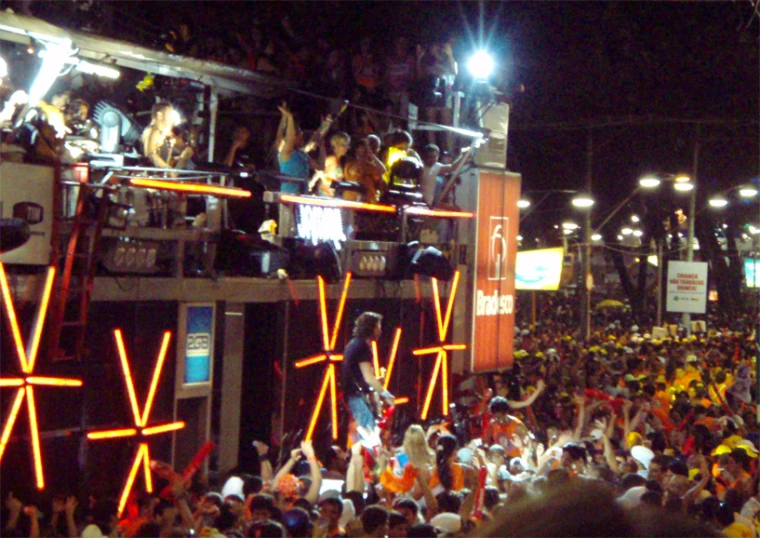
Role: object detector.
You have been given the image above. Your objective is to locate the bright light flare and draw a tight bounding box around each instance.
[709,196,729,208]
[639,176,661,188]
[621,227,633,236]
[739,185,758,198]
[468,50,494,80]
[674,182,694,192]
[591,233,603,241]
[517,199,531,209]
[571,194,595,209]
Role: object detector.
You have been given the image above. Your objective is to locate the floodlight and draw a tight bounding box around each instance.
[631,215,640,223]
[591,233,603,241]
[517,199,531,209]
[621,227,633,236]
[708,195,728,209]
[468,51,494,80]
[674,182,694,192]
[674,175,691,184]
[571,193,594,209]
[633,230,643,237]
[639,176,661,188]
[739,185,758,198]
[562,221,579,230]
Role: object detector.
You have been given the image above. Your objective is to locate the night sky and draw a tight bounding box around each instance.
[28,1,760,232]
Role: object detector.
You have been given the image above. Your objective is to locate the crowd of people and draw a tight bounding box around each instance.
[3,291,760,537]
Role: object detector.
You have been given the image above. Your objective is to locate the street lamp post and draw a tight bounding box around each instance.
[683,126,700,337]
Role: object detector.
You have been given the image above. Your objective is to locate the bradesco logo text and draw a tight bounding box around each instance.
[476,289,514,316]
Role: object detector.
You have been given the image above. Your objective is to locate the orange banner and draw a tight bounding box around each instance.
[471,171,521,372]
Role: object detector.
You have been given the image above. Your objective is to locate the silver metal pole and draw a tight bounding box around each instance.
[682,123,699,336]
[656,240,663,326]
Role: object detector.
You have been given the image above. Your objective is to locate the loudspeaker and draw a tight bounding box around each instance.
[474,103,509,170]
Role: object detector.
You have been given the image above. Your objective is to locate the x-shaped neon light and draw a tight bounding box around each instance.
[413,271,466,420]
[87,329,184,516]
[295,273,351,441]
[0,263,82,490]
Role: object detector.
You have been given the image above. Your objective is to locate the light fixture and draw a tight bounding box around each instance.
[562,229,573,235]
[468,51,494,80]
[591,233,603,241]
[631,215,640,223]
[571,193,595,209]
[617,235,623,241]
[517,235,523,241]
[674,182,694,192]
[29,39,77,106]
[621,227,633,236]
[517,199,531,209]
[639,176,661,188]
[708,195,729,208]
[633,230,643,237]
[739,185,758,198]
[674,175,691,184]
[562,221,579,230]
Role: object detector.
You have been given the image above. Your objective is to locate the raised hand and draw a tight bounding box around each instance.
[5,492,22,514]
[300,440,315,460]
[64,496,78,515]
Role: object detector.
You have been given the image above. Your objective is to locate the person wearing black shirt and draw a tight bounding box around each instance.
[342,312,395,445]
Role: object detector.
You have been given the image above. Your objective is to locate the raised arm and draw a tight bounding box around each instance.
[508,379,545,409]
[271,447,301,491]
[359,361,394,404]
[278,105,296,162]
[300,440,322,506]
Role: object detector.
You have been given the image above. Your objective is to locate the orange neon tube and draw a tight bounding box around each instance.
[394,397,409,405]
[441,271,460,339]
[118,445,146,516]
[329,272,351,350]
[371,342,380,378]
[87,428,138,440]
[0,379,24,387]
[0,262,29,373]
[295,355,327,368]
[328,354,343,362]
[114,330,142,427]
[280,194,396,213]
[413,346,443,356]
[441,349,449,416]
[421,352,443,420]
[0,389,25,461]
[443,344,467,351]
[143,421,185,436]
[305,369,332,441]
[329,366,338,440]
[141,331,172,427]
[432,278,444,341]
[141,444,153,493]
[26,386,44,489]
[27,376,83,387]
[404,207,476,219]
[317,277,330,351]
[129,178,251,198]
[26,267,55,373]
[383,328,402,390]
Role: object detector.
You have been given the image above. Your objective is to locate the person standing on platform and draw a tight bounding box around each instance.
[342,312,395,447]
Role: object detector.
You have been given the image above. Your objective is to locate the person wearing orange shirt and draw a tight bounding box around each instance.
[483,396,532,458]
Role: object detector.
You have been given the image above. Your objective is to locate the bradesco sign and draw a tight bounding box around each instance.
[472,171,521,372]
[666,261,708,314]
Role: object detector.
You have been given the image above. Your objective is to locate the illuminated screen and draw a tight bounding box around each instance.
[515,247,564,291]
[745,258,760,288]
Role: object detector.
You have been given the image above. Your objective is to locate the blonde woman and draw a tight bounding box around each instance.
[402,424,435,470]
[319,132,350,197]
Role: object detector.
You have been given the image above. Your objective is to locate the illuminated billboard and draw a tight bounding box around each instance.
[745,258,760,288]
[515,247,564,291]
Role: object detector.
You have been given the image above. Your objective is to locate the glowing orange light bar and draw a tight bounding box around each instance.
[413,346,443,356]
[404,207,476,219]
[441,271,460,339]
[328,366,338,440]
[329,272,352,350]
[328,354,343,362]
[143,421,185,436]
[0,379,24,387]
[421,352,443,420]
[295,355,327,368]
[371,341,380,378]
[0,262,29,373]
[305,368,332,441]
[114,329,142,427]
[129,178,252,198]
[26,386,44,489]
[140,331,172,427]
[280,194,396,213]
[443,344,467,351]
[394,397,409,405]
[441,349,449,416]
[26,266,55,373]
[317,277,330,351]
[383,328,402,390]
[87,428,138,440]
[26,376,83,387]
[142,444,153,493]
[432,278,444,341]
[0,389,25,461]
[118,443,147,516]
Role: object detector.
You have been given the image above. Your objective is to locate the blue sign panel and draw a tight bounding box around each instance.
[184,305,213,384]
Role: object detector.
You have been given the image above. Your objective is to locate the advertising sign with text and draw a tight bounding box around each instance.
[666,261,708,314]
[184,304,215,384]
[472,171,521,372]
[515,247,564,291]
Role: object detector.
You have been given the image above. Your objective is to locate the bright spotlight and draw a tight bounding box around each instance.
[621,227,633,236]
[468,51,494,80]
[517,199,531,209]
[517,235,523,241]
[739,185,758,198]
[631,215,640,223]
[708,196,728,209]
[639,176,661,189]
[591,233,603,241]
[674,182,694,192]
[562,221,579,230]
[571,193,594,209]
[633,229,643,237]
